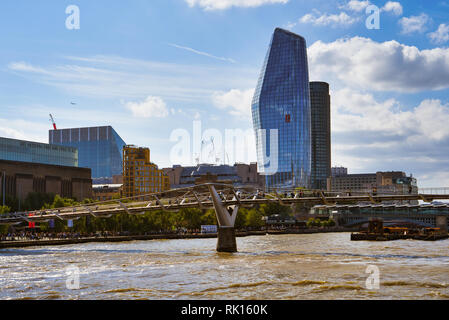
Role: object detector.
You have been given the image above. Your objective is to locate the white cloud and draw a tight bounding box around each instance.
[7,55,258,102]
[341,0,402,15]
[168,43,236,63]
[308,36,449,92]
[332,89,449,140]
[300,11,359,27]
[212,89,255,118]
[184,0,288,11]
[399,13,430,34]
[0,117,49,143]
[8,62,49,74]
[428,24,449,44]
[331,88,449,186]
[381,1,403,16]
[343,0,370,12]
[125,96,169,118]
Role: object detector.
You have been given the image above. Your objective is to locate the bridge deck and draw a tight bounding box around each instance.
[1,183,449,225]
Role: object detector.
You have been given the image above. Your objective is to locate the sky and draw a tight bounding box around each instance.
[1,0,449,188]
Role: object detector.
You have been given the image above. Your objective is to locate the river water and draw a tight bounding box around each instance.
[1,233,448,300]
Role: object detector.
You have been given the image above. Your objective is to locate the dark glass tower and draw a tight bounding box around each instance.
[310,82,331,190]
[49,126,126,180]
[252,28,311,189]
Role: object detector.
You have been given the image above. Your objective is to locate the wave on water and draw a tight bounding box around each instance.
[425,291,449,299]
[201,281,269,292]
[103,288,154,294]
[284,280,328,286]
[199,279,330,293]
[312,284,365,292]
[383,281,449,288]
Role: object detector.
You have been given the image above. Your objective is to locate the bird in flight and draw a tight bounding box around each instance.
[70,102,77,105]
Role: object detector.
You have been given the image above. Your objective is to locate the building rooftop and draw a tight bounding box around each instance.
[92,184,122,189]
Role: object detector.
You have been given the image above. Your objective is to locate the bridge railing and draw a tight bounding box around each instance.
[418,188,449,195]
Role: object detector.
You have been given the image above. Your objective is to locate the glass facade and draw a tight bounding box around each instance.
[252,28,311,189]
[0,136,78,167]
[49,126,126,179]
[310,82,331,190]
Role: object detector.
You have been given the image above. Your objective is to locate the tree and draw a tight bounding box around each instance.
[23,192,55,211]
[200,210,217,226]
[179,208,203,230]
[235,208,249,229]
[245,209,264,228]
[306,218,323,228]
[259,202,292,219]
[306,218,315,228]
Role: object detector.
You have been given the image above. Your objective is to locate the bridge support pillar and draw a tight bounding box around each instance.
[217,227,237,252]
[207,185,239,253]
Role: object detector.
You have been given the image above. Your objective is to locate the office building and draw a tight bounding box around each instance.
[327,171,418,195]
[122,145,169,198]
[331,167,348,177]
[310,82,331,190]
[252,28,311,189]
[0,136,78,167]
[49,126,126,182]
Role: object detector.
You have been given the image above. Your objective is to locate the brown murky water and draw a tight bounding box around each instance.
[1,233,448,300]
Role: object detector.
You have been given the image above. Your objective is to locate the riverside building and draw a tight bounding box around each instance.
[122,145,169,198]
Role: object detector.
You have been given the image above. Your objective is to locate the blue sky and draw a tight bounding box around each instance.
[1,0,449,187]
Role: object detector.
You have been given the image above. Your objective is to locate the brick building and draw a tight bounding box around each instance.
[0,159,92,201]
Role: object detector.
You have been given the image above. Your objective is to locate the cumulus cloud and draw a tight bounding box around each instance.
[0,117,49,143]
[212,89,255,118]
[332,89,449,140]
[428,24,449,44]
[300,11,359,27]
[184,0,288,10]
[342,0,371,12]
[399,13,430,34]
[331,89,449,186]
[381,1,403,16]
[308,36,449,92]
[125,96,169,118]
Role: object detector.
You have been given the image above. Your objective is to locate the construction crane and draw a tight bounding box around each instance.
[49,114,57,130]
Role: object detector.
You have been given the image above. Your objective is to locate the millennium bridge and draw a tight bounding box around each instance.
[1,183,449,252]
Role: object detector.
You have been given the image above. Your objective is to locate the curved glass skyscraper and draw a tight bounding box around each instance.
[252,28,311,189]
